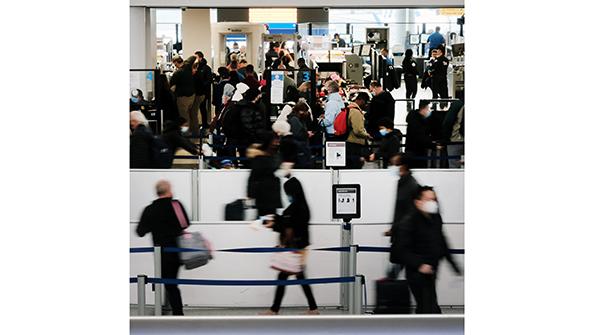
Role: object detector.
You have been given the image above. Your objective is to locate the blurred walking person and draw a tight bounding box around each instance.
[136,180,190,316]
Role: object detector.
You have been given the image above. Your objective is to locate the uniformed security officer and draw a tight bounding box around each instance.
[402,49,419,101]
[430,46,450,106]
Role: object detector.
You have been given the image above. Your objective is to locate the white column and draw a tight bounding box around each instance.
[181,9,212,63]
[130,7,156,69]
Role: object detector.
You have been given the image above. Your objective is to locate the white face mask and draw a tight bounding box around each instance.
[387,165,399,177]
[422,200,439,214]
[180,126,189,133]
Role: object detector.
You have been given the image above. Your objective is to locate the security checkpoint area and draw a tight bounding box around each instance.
[129,0,465,333]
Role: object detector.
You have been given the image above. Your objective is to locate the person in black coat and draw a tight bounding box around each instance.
[370,118,402,168]
[367,81,395,139]
[262,177,319,315]
[247,133,283,217]
[394,186,462,314]
[161,120,198,167]
[405,100,435,169]
[130,111,154,169]
[136,180,190,315]
[402,49,419,100]
[388,153,420,277]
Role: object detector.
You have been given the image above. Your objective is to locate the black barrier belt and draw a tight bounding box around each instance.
[130,246,464,254]
[130,276,355,286]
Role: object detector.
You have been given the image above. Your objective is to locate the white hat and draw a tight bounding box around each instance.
[272,120,291,136]
[232,83,250,102]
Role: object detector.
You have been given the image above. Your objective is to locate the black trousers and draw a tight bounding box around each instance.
[405,75,417,99]
[406,270,441,314]
[200,97,210,128]
[271,271,318,313]
[431,79,449,109]
[162,252,184,315]
[346,142,366,169]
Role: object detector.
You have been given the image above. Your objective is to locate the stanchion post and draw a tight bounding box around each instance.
[340,219,353,310]
[348,244,358,314]
[352,275,363,315]
[153,246,162,316]
[137,275,147,316]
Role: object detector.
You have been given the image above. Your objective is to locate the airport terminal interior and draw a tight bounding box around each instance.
[130,2,465,334]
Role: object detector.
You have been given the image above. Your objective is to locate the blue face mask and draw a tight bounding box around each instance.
[424,110,432,119]
[287,195,294,203]
[379,129,389,137]
[131,97,139,103]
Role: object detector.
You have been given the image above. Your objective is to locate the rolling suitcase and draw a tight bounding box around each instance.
[374,278,411,314]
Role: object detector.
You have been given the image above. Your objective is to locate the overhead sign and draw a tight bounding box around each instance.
[270,71,284,104]
[332,184,361,220]
[325,141,346,167]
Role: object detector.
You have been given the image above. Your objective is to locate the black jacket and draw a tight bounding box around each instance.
[287,114,308,143]
[170,67,194,97]
[213,79,231,112]
[136,197,188,247]
[405,111,433,154]
[193,59,213,96]
[431,56,449,83]
[392,173,419,226]
[130,124,154,168]
[279,134,299,164]
[162,122,198,157]
[366,91,395,138]
[402,57,418,77]
[273,177,311,249]
[239,100,268,143]
[247,155,282,216]
[394,209,460,273]
[376,131,402,168]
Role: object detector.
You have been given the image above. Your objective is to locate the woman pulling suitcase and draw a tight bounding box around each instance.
[261,177,320,315]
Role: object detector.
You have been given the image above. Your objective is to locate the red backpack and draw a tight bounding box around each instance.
[333,108,350,137]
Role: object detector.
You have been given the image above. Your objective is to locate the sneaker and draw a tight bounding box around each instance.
[258,310,278,316]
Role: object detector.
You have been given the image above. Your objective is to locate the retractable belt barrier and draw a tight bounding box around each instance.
[131,244,463,316]
[129,246,464,254]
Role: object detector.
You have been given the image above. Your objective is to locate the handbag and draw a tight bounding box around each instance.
[177,231,213,270]
[270,249,304,274]
[172,199,213,270]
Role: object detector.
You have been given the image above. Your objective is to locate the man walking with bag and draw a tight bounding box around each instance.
[136,180,190,316]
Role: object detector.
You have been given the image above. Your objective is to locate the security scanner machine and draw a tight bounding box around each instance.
[211,22,268,72]
[450,43,464,100]
[366,28,389,50]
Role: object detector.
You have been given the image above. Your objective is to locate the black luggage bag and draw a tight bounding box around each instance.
[374,279,411,314]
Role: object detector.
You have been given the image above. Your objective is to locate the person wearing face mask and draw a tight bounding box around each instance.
[394,186,461,314]
[261,177,319,315]
[161,119,199,168]
[368,118,402,168]
[405,100,435,169]
[366,81,395,140]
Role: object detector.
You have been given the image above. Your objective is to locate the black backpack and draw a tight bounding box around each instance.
[151,135,174,168]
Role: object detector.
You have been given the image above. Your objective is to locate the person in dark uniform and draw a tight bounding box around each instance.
[402,49,419,101]
[130,111,154,169]
[394,186,462,314]
[333,33,346,47]
[136,180,190,315]
[430,46,449,107]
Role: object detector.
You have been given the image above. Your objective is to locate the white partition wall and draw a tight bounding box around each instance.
[130,169,194,222]
[197,170,333,223]
[411,169,464,223]
[130,169,464,308]
[130,223,342,306]
[337,169,464,224]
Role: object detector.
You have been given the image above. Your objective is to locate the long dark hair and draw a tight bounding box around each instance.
[284,177,310,222]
